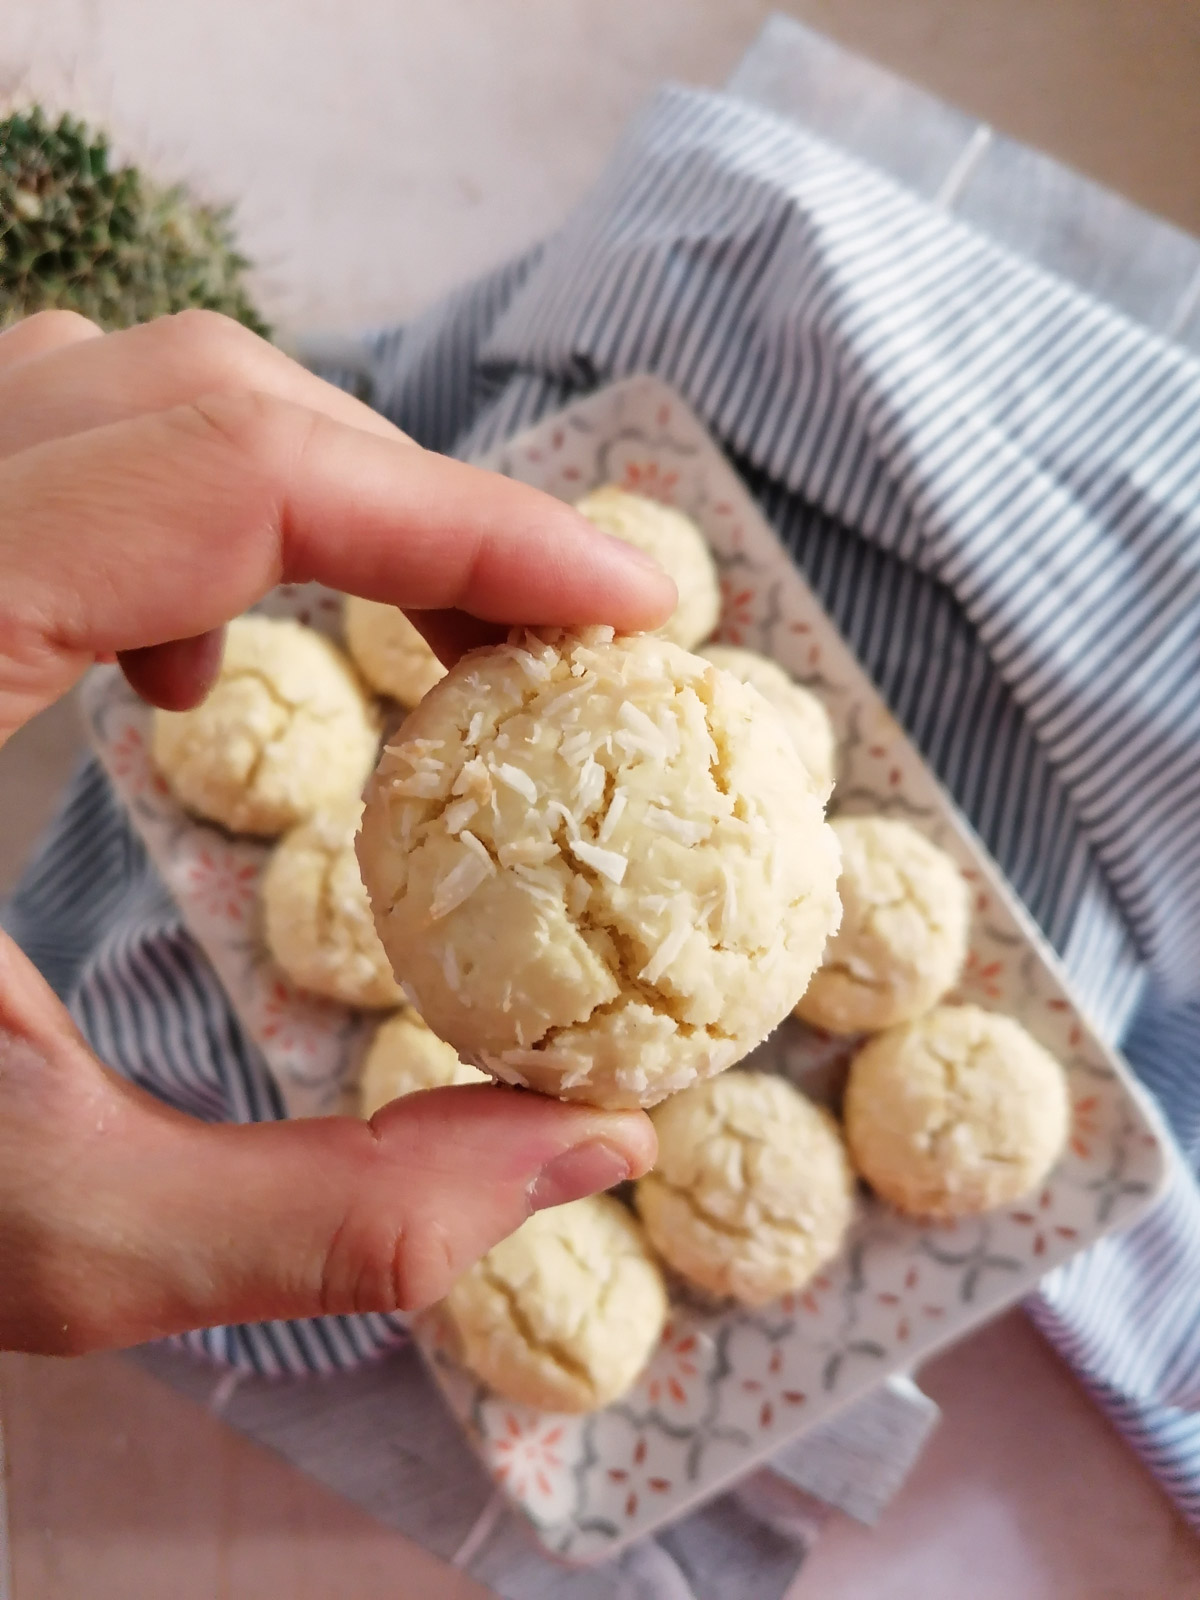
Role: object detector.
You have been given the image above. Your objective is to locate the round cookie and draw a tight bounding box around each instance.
[701,644,836,800]
[574,485,720,650]
[635,1071,855,1306]
[343,595,446,708]
[152,615,379,836]
[843,1004,1070,1218]
[261,803,403,1009]
[358,1009,487,1117]
[357,626,842,1109]
[441,1195,668,1413]
[795,817,969,1035]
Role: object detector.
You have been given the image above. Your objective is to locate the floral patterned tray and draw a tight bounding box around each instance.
[82,375,1171,1566]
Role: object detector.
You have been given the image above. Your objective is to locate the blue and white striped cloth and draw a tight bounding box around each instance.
[7,83,1200,1528]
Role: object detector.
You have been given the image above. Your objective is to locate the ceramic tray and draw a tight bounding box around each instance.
[82,375,1171,1565]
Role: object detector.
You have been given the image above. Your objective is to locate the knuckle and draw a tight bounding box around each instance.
[167,305,252,351]
[319,1207,455,1317]
[160,304,270,398]
[19,307,101,342]
[163,307,269,390]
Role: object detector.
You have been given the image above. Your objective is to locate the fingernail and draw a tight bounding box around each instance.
[597,530,667,573]
[528,1140,632,1212]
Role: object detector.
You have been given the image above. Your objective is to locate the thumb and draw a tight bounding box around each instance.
[0,936,655,1354]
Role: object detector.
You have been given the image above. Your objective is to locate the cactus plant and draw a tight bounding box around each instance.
[0,105,268,335]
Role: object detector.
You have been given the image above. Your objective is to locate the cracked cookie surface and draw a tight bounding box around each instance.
[442,1195,668,1413]
[844,1004,1070,1218]
[700,644,836,801]
[795,816,969,1034]
[343,595,447,708]
[357,1008,485,1115]
[574,486,720,650]
[262,802,403,1009]
[356,627,841,1108]
[635,1071,855,1306]
[152,615,380,836]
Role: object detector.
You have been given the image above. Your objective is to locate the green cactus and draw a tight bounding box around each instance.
[0,105,269,336]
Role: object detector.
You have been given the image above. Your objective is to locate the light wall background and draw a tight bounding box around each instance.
[5,1,1199,332]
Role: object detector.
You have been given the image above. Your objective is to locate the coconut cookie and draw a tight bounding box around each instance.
[261,803,403,1009]
[635,1071,855,1306]
[343,595,446,708]
[844,1005,1070,1218]
[442,1195,668,1413]
[795,817,969,1035]
[701,644,837,800]
[358,1009,486,1117]
[152,615,379,836]
[574,486,720,650]
[357,626,842,1109]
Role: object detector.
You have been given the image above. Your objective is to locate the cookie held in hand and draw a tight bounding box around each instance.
[356,627,842,1109]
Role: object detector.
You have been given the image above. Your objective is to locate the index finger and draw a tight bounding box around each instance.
[0,389,676,730]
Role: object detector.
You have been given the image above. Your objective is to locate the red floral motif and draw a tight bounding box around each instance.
[723,1321,809,1429]
[962,949,1003,1001]
[607,1431,673,1518]
[1047,999,1083,1048]
[620,459,680,501]
[257,978,331,1055]
[492,1412,567,1502]
[873,1264,936,1343]
[109,722,168,798]
[184,845,259,923]
[1071,1095,1100,1161]
[645,1321,702,1409]
[1008,1187,1073,1256]
[797,1272,836,1317]
[717,574,756,645]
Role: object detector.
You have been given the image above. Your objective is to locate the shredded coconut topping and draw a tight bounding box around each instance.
[492,762,538,804]
[442,797,478,835]
[639,895,693,984]
[645,806,708,846]
[575,756,606,812]
[568,837,629,884]
[597,789,628,844]
[392,769,444,798]
[430,833,495,920]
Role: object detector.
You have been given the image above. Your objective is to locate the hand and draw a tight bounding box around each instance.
[0,309,673,1355]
